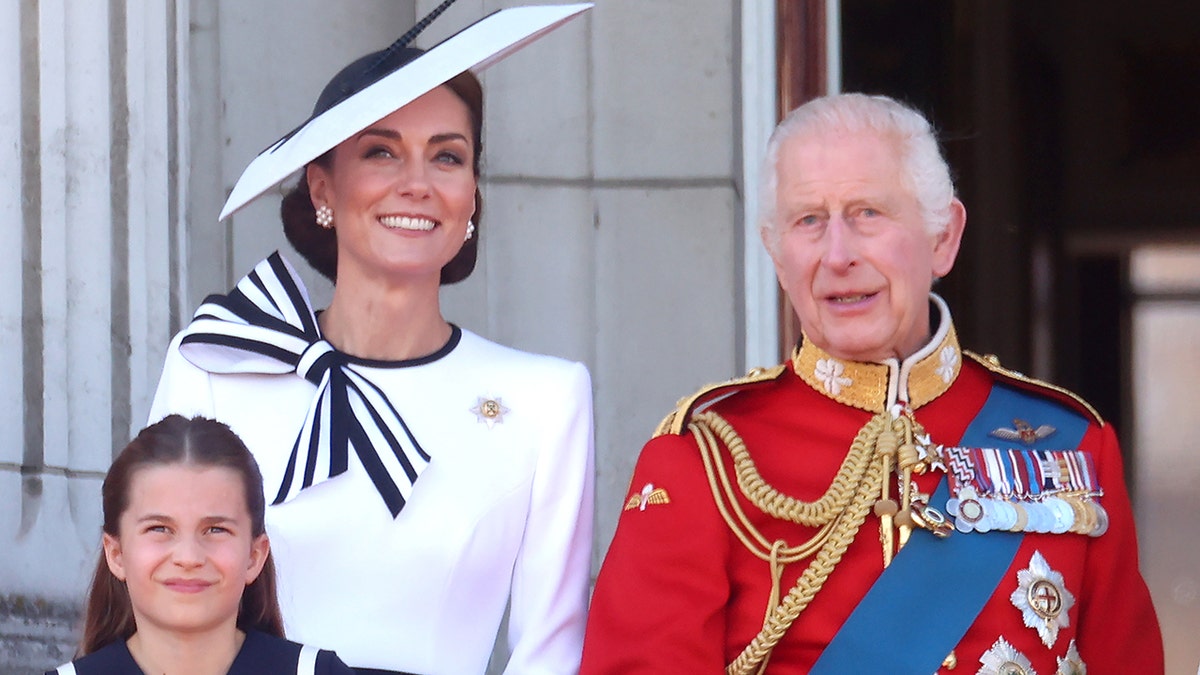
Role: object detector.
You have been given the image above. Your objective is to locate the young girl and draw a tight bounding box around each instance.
[49,415,353,675]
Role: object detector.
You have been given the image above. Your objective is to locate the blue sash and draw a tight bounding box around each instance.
[809,384,1089,674]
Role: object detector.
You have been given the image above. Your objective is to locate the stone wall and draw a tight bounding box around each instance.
[0,595,80,674]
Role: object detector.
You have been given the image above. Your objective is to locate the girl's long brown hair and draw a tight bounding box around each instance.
[79,414,285,655]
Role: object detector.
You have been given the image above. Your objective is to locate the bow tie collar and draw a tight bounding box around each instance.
[177,252,437,517]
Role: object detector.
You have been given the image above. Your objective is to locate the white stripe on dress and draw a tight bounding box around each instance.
[297,644,319,675]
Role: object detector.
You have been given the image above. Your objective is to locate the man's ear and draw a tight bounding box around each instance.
[760,225,788,284]
[932,198,966,278]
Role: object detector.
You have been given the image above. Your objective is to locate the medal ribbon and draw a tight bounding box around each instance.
[947,447,1098,499]
[177,252,430,517]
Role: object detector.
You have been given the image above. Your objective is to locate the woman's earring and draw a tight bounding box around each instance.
[464,220,476,241]
[316,205,334,229]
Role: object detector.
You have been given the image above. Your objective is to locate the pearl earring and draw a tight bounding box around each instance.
[464,220,476,241]
[315,205,334,229]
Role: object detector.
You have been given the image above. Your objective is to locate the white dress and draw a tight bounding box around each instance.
[148,254,595,675]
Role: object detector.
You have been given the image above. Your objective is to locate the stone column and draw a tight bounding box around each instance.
[0,2,185,670]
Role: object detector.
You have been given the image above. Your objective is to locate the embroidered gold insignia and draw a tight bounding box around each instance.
[1055,639,1086,675]
[978,637,1037,675]
[990,418,1056,445]
[470,397,510,429]
[1011,550,1075,648]
[623,482,670,511]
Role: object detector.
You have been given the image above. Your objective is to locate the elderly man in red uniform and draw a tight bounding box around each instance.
[580,93,1162,674]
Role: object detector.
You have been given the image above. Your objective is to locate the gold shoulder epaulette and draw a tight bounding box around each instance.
[653,364,788,437]
[964,351,1103,425]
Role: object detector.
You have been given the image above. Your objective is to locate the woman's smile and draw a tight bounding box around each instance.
[379,214,437,231]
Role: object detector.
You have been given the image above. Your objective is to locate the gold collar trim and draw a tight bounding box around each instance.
[792,294,961,413]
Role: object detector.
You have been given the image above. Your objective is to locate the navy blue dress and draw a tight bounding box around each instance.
[48,630,354,674]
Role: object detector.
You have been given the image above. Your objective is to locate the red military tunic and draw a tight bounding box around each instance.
[581,299,1162,674]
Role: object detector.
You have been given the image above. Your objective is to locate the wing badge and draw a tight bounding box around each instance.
[624,482,671,511]
[990,418,1056,445]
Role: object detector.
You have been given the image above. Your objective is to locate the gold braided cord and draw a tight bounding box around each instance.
[726,413,877,527]
[692,416,837,565]
[688,411,896,675]
[731,466,882,675]
[728,421,888,674]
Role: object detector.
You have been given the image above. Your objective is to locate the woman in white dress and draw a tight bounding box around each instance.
[149,4,594,674]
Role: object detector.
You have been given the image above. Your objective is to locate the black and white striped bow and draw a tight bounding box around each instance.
[177,252,429,517]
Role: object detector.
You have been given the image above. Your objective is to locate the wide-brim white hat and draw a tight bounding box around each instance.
[219,2,593,222]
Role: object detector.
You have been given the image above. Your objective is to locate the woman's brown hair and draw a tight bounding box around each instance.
[282,47,485,285]
[78,414,284,655]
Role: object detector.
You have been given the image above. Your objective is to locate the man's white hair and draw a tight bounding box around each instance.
[759,93,956,251]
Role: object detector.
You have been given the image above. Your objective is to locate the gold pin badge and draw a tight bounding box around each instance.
[624,482,670,511]
[470,396,510,429]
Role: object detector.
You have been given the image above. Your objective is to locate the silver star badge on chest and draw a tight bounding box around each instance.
[1010,550,1075,648]
[1055,639,1086,675]
[978,637,1036,675]
[470,396,510,429]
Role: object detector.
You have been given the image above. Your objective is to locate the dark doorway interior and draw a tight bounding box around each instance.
[836,1,1200,670]
[839,0,1200,410]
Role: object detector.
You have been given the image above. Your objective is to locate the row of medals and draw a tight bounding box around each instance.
[918,442,1111,537]
[945,487,1109,536]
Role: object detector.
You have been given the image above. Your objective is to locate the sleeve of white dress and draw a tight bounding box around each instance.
[503,361,595,675]
[147,332,217,424]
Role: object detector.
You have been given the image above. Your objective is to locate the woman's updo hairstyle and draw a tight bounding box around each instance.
[281,46,485,285]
